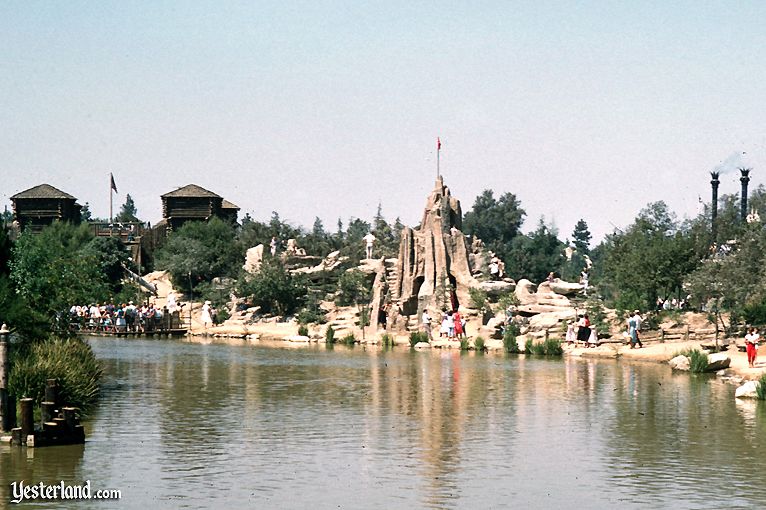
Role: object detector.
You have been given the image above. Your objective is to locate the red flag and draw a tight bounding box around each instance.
[110,173,118,193]
[437,137,441,151]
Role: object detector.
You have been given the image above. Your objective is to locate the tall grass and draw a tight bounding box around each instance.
[297,324,309,337]
[503,323,522,354]
[342,333,356,346]
[677,349,709,373]
[8,336,103,415]
[474,336,485,352]
[380,333,394,348]
[757,373,766,400]
[325,325,336,344]
[524,337,564,356]
[409,331,428,347]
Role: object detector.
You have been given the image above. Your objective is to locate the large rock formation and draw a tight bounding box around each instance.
[388,177,480,315]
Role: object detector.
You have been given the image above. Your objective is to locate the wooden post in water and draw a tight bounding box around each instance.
[41,402,56,426]
[0,323,9,432]
[20,397,34,441]
[45,379,59,407]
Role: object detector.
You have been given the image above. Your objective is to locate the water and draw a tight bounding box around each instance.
[3,337,766,509]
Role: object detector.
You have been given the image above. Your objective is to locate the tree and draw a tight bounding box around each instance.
[342,218,371,263]
[572,219,592,255]
[463,190,526,262]
[504,218,565,283]
[236,257,306,315]
[155,217,240,294]
[115,194,140,223]
[372,203,396,257]
[599,201,700,311]
[9,223,109,332]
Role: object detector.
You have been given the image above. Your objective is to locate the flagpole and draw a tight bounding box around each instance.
[436,137,441,179]
[109,173,113,225]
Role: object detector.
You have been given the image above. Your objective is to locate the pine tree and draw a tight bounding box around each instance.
[115,194,139,223]
[572,219,592,255]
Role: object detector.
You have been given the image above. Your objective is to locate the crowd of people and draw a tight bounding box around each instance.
[419,309,468,341]
[68,301,178,333]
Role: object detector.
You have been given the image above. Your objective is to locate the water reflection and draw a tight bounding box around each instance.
[2,338,766,509]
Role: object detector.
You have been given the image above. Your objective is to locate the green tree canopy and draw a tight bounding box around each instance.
[505,218,565,283]
[155,217,240,294]
[572,219,592,255]
[236,257,306,315]
[599,201,700,311]
[115,193,140,223]
[463,189,526,262]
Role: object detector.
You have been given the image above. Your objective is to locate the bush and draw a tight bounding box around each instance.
[409,331,428,347]
[298,324,309,337]
[469,287,489,310]
[297,306,327,325]
[474,336,485,352]
[380,333,394,347]
[524,338,534,354]
[743,298,766,327]
[459,338,470,351]
[531,341,547,355]
[236,257,307,316]
[757,373,766,400]
[688,349,709,373]
[325,325,336,344]
[544,338,563,356]
[8,337,103,414]
[503,322,522,353]
[677,349,709,373]
[342,333,356,345]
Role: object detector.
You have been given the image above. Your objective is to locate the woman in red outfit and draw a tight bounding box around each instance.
[745,327,760,368]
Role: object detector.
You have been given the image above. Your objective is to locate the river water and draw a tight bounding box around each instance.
[2,337,766,509]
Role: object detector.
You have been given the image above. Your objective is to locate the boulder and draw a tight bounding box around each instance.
[735,381,760,399]
[514,279,538,305]
[285,335,311,343]
[706,352,731,371]
[528,310,574,331]
[548,280,584,296]
[413,342,431,350]
[243,244,264,274]
[479,280,515,297]
[669,355,690,371]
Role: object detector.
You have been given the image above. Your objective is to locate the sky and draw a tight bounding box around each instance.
[2,1,765,242]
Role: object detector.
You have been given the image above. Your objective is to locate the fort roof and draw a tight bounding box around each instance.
[11,184,77,200]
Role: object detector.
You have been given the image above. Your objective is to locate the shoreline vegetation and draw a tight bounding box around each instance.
[178,311,764,385]
[4,176,766,415]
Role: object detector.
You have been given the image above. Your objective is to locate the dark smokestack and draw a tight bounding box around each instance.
[740,168,751,222]
[711,171,720,239]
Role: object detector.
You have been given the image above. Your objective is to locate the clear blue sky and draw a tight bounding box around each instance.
[2,1,765,242]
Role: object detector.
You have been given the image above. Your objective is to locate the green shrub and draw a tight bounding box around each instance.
[325,325,336,344]
[297,306,327,325]
[531,341,547,355]
[757,373,766,400]
[298,324,309,337]
[677,349,709,373]
[409,331,428,347]
[381,333,394,347]
[474,336,485,352]
[743,298,766,327]
[544,338,563,356]
[524,338,534,354]
[8,336,103,415]
[503,322,522,354]
[469,287,489,310]
[342,333,356,345]
[459,338,470,351]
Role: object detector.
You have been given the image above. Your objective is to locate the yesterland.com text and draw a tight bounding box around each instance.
[9,480,121,504]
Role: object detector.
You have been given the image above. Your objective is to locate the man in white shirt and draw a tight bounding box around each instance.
[363,233,376,259]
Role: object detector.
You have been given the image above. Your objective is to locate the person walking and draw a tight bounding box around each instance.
[745,327,760,368]
[421,308,433,341]
[632,310,644,348]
